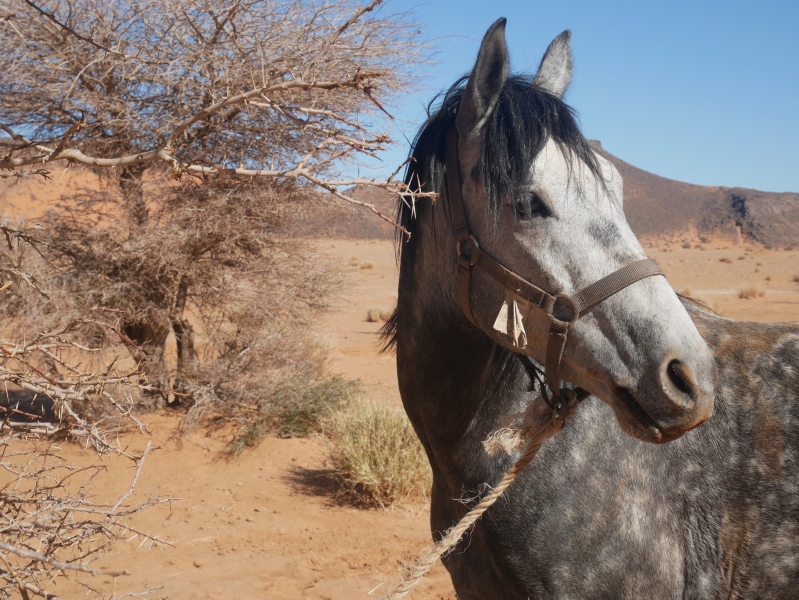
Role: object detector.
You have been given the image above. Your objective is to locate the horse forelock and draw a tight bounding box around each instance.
[380,74,604,352]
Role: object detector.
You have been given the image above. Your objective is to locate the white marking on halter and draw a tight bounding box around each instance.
[492,291,532,348]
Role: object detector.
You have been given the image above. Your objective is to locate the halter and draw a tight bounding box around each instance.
[445,126,665,405]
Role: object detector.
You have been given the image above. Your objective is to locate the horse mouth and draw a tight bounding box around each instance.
[612,387,684,444]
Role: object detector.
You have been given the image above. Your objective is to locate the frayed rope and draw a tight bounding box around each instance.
[378,390,580,599]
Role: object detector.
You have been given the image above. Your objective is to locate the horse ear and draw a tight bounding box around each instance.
[456,18,509,139]
[532,30,573,99]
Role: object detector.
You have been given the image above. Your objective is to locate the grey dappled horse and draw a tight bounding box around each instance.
[384,19,799,599]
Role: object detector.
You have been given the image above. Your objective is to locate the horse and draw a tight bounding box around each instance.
[384,19,799,598]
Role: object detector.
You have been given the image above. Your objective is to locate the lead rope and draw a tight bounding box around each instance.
[379,390,580,600]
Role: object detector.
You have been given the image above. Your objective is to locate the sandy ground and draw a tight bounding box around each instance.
[5,238,799,600]
[319,240,403,408]
[48,415,454,600]
[648,244,799,322]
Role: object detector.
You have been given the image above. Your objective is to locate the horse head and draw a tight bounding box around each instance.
[403,19,718,443]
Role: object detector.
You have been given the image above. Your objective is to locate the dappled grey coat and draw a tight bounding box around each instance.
[400,306,799,599]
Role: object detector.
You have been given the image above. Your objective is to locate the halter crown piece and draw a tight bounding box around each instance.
[444,126,665,412]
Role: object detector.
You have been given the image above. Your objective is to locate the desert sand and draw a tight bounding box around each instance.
[23,238,793,599]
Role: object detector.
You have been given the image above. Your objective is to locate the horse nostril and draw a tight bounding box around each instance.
[666,359,694,397]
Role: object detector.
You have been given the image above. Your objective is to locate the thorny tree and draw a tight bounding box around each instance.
[0,0,426,219]
[0,1,428,594]
[0,227,174,599]
[16,179,341,414]
[0,0,430,405]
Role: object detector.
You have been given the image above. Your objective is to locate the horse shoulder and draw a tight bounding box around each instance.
[689,307,799,596]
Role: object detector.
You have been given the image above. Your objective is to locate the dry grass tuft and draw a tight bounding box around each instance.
[719,257,732,264]
[793,274,799,283]
[327,399,431,508]
[366,307,390,322]
[359,260,375,270]
[739,286,765,299]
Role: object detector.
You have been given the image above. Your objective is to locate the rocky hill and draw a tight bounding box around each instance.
[589,141,799,247]
[4,144,797,247]
[294,142,799,246]
[288,185,396,240]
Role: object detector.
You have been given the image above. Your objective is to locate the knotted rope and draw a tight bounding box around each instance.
[380,389,580,600]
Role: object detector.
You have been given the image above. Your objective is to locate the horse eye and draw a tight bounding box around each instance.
[514,193,550,220]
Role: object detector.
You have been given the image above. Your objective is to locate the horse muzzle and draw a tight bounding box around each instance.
[610,351,717,444]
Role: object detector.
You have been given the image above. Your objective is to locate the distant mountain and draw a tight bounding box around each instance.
[589,141,799,246]
[296,143,799,246]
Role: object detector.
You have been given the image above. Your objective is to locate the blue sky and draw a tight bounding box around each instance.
[366,0,799,193]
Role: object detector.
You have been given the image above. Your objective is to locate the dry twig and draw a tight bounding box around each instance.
[0,229,174,598]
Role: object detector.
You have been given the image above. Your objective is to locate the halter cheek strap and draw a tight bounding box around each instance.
[444,126,665,403]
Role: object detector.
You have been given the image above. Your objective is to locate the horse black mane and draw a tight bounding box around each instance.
[381,74,603,350]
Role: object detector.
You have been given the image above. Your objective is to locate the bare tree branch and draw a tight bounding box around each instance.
[0,542,129,577]
[300,0,384,81]
[0,0,430,233]
[21,0,163,65]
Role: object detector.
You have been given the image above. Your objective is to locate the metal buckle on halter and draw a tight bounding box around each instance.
[549,293,579,326]
[456,235,480,266]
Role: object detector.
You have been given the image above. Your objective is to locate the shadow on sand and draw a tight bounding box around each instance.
[283,466,340,501]
[1,389,56,422]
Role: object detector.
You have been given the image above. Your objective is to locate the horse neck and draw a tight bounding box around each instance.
[395,206,531,492]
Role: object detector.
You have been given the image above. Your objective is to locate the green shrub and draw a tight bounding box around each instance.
[228,370,360,453]
[327,399,431,508]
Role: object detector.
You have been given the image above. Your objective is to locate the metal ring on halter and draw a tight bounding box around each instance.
[549,293,579,326]
[457,235,480,263]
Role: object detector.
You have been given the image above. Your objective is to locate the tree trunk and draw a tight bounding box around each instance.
[119,164,148,226]
[122,319,171,407]
[170,278,199,395]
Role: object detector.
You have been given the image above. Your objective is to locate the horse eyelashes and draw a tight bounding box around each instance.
[514,193,551,220]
